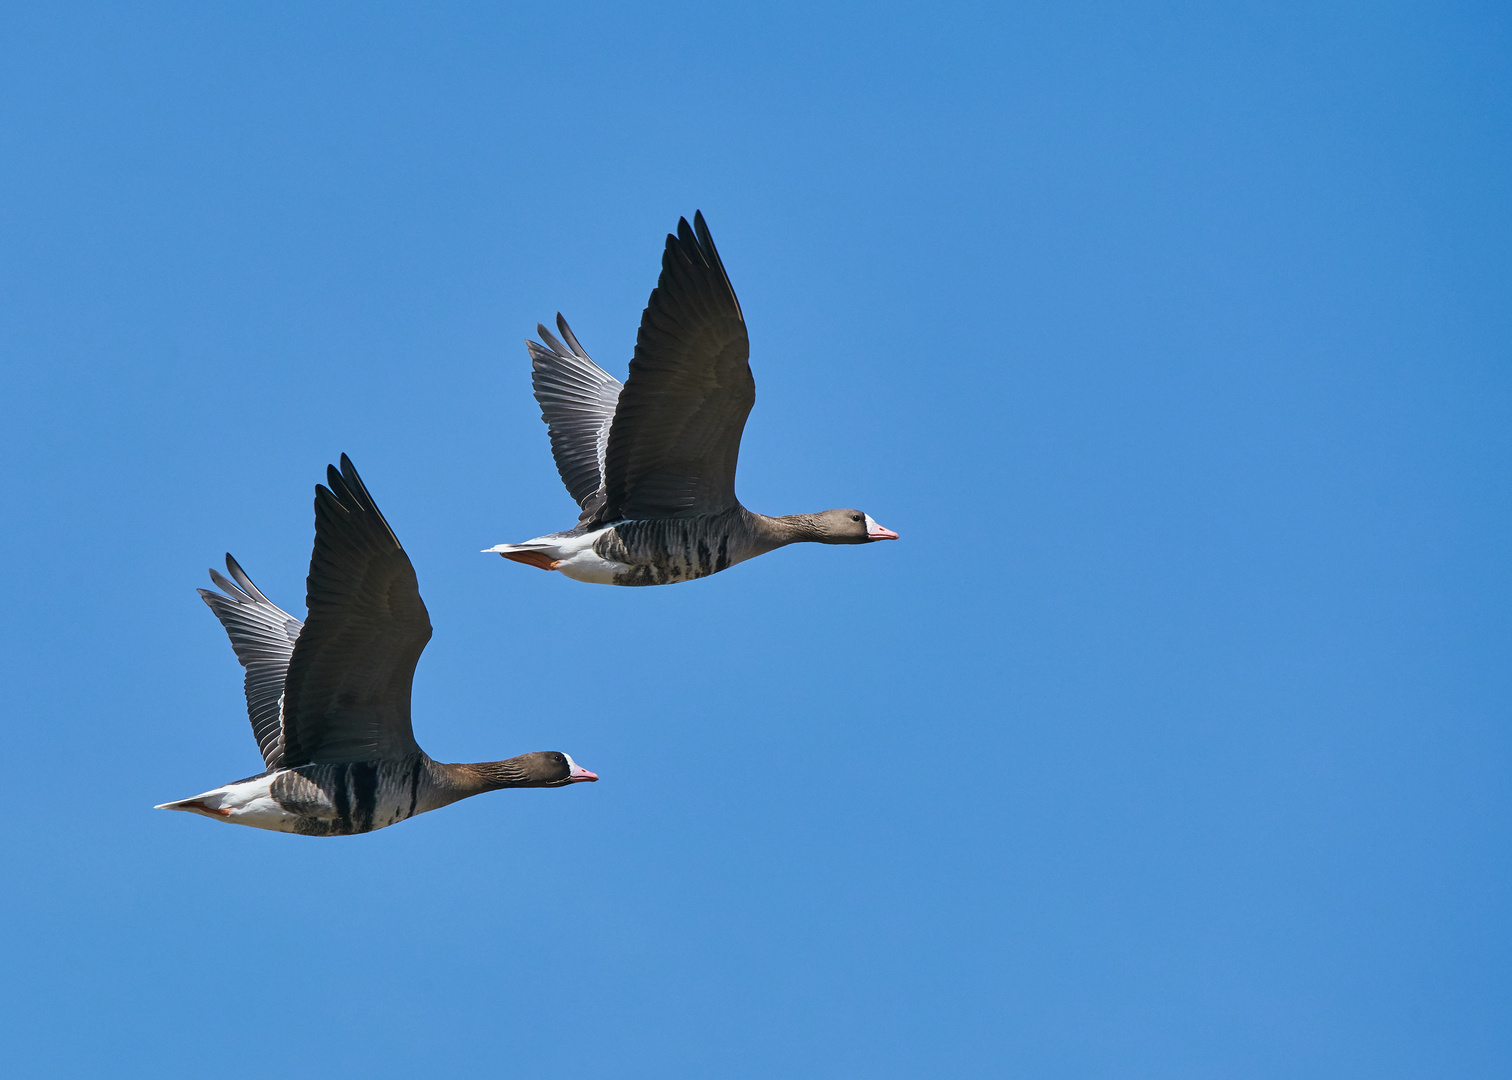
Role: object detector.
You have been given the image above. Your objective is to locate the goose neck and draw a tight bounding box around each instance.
[438,759,531,795]
[753,512,824,546]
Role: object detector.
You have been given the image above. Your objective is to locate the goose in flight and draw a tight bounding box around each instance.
[486,211,897,586]
[158,455,597,836]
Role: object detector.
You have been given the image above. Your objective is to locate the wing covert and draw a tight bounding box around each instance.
[198,554,303,769]
[528,313,623,521]
[596,211,753,522]
[278,455,432,766]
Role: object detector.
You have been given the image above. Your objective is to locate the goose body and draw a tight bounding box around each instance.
[162,762,423,836]
[161,753,594,836]
[159,456,597,837]
[488,211,897,587]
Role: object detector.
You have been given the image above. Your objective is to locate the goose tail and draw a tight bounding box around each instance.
[155,791,232,817]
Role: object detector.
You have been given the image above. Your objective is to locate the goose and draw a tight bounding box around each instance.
[157,455,597,836]
[486,211,897,586]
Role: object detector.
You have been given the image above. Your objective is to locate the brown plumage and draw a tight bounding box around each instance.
[488,211,898,586]
[158,456,597,836]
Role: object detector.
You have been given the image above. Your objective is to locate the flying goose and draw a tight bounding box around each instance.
[158,455,597,836]
[486,211,897,586]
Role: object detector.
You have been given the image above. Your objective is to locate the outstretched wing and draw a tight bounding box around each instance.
[198,554,303,769]
[596,211,753,523]
[278,455,432,766]
[528,313,623,522]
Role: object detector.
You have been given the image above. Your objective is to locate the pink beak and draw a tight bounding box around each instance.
[568,762,599,782]
[868,523,899,541]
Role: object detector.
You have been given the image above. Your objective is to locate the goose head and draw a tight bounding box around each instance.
[508,751,599,787]
[808,509,900,545]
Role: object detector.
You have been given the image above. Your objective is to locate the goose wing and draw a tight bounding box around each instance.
[278,455,432,766]
[528,314,623,521]
[596,211,752,523]
[198,555,303,769]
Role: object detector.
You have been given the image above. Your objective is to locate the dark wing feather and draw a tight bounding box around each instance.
[596,211,752,522]
[198,554,303,769]
[528,313,623,521]
[278,455,431,766]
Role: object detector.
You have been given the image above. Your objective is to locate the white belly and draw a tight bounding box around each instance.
[488,527,629,585]
[552,528,630,584]
[162,774,304,833]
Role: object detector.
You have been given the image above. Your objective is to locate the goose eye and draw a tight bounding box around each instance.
[850,514,862,522]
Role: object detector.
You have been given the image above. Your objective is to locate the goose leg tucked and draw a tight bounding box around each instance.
[498,550,562,571]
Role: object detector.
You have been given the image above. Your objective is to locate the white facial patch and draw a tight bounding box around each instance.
[864,514,880,532]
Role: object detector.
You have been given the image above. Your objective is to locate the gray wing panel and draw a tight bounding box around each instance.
[597,211,753,523]
[198,554,303,769]
[528,313,623,521]
[278,455,432,766]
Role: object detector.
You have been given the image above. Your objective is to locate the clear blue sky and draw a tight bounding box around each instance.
[1,2,1507,1077]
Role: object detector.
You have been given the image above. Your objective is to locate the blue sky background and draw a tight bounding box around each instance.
[1,2,1508,1076]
